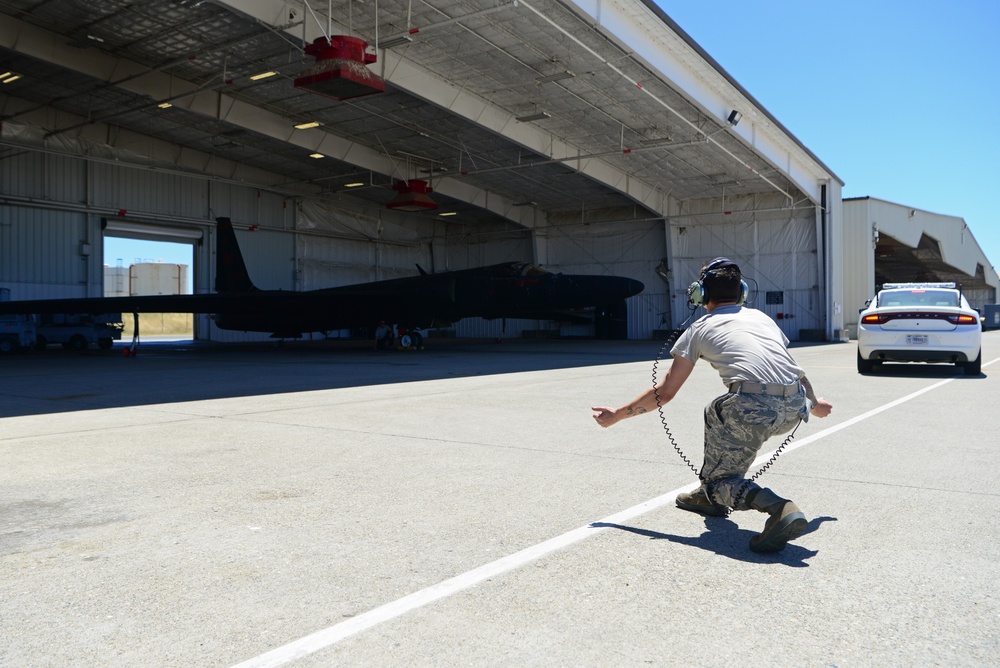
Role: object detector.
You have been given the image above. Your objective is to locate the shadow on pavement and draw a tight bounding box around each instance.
[592,515,838,567]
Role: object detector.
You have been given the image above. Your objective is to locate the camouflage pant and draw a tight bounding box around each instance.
[700,390,807,510]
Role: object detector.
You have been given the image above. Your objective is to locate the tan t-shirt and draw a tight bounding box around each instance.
[671,305,804,387]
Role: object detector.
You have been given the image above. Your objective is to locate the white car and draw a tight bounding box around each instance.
[857,282,982,375]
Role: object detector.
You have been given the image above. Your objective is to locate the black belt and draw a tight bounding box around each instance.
[728,381,801,397]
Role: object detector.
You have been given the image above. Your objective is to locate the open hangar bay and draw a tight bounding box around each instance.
[1,0,999,666]
[1,335,998,665]
[2,0,996,343]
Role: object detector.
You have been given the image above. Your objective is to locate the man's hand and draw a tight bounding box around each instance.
[810,397,833,418]
[591,406,622,428]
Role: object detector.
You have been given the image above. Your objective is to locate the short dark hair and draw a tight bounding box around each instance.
[701,262,743,304]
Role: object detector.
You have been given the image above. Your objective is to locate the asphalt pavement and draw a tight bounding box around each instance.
[2,332,998,667]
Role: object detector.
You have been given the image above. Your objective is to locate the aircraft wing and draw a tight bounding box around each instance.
[0,293,238,316]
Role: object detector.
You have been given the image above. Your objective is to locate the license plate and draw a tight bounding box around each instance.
[907,335,928,344]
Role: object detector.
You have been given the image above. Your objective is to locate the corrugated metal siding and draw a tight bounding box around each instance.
[0,205,88,295]
[841,199,875,338]
[226,226,295,291]
[91,163,208,219]
[0,148,45,198]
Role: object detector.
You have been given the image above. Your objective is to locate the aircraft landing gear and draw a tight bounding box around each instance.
[125,312,140,357]
[398,329,424,349]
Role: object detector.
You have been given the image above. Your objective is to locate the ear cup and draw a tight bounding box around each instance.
[688,280,706,306]
[737,280,748,306]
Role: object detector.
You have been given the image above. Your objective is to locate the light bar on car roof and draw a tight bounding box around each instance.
[882,282,956,289]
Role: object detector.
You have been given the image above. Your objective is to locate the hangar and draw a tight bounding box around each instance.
[842,197,998,338]
[0,0,986,344]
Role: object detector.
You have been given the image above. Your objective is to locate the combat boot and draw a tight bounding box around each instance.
[746,488,808,553]
[675,487,728,517]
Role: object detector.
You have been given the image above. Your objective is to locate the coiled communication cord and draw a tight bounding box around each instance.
[651,309,801,517]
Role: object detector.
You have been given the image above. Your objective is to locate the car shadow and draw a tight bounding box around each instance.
[592,515,838,567]
[858,363,985,379]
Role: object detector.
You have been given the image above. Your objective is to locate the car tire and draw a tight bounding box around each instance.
[963,352,982,376]
[857,349,874,373]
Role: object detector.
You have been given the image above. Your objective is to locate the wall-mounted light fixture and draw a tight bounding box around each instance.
[727,109,742,126]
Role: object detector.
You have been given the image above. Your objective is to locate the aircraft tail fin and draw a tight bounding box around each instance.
[215,217,259,293]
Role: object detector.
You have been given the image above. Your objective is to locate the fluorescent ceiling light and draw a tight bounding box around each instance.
[343,182,365,188]
[294,121,321,130]
[309,153,324,159]
[516,112,551,122]
[535,70,575,84]
[0,72,10,79]
[437,211,457,217]
[157,102,172,109]
[638,137,674,148]
[379,34,413,49]
[250,71,278,81]
[2,74,22,84]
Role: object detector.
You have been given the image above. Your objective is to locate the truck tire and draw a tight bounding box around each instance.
[64,334,88,351]
[0,338,15,355]
[98,337,114,350]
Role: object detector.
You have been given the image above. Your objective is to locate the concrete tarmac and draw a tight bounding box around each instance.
[2,332,998,667]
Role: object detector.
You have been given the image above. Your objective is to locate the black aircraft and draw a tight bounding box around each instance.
[0,218,644,341]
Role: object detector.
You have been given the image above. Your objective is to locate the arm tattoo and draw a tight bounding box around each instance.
[626,405,647,417]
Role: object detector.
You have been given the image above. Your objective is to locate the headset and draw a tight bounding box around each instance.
[687,257,748,307]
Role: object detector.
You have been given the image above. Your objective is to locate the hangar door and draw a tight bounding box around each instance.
[669,193,823,341]
[102,219,205,338]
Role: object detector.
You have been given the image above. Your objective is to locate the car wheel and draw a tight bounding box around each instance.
[857,349,874,373]
[963,352,982,376]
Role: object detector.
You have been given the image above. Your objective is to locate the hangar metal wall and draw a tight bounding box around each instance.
[842,197,998,338]
[538,218,668,340]
[668,192,822,341]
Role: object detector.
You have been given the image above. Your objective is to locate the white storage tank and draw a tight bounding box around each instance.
[129,263,190,295]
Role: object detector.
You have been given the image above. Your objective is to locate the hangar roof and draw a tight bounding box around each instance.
[0,0,838,230]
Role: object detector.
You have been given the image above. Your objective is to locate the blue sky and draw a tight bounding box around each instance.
[106,1,1000,286]
[659,0,1000,277]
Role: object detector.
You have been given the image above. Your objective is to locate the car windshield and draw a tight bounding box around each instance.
[878,289,960,308]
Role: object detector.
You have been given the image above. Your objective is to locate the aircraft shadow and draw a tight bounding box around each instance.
[0,337,669,418]
[592,515,839,567]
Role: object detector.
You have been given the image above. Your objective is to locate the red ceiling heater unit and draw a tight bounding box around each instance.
[386,179,438,212]
[294,35,386,101]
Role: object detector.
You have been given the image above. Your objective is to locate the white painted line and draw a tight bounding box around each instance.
[232,367,988,668]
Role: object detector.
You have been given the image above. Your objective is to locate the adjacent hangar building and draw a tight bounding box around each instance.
[0,0,976,345]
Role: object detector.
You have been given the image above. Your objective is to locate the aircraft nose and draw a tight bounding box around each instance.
[559,275,644,304]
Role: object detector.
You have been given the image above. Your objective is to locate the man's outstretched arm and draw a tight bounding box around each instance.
[592,355,695,428]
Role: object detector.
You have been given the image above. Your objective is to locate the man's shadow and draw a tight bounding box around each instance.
[592,516,838,567]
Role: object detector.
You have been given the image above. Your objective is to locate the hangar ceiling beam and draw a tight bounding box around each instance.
[0,15,537,228]
[214,0,672,219]
[562,0,841,203]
